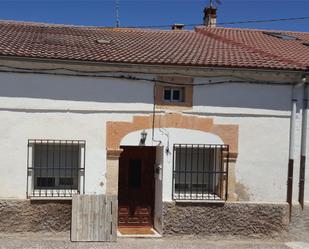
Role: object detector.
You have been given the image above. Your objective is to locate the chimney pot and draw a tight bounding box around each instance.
[203,6,217,27]
[171,23,185,30]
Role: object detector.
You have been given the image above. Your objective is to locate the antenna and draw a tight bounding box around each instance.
[115,0,120,27]
[209,0,222,7]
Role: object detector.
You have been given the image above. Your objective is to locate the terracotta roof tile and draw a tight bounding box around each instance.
[0,20,308,71]
[195,27,309,70]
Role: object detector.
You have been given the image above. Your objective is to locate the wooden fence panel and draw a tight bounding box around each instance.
[71,194,117,242]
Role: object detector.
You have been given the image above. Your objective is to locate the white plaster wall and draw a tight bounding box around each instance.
[214,116,290,201]
[0,71,306,202]
[0,72,154,112]
[0,72,155,199]
[192,78,292,116]
[0,111,134,198]
[192,80,308,202]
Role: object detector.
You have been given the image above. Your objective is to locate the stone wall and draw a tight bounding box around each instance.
[1,199,307,240]
[289,203,309,242]
[162,201,290,239]
[0,200,71,233]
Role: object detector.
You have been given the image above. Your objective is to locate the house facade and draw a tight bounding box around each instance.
[0,17,308,239]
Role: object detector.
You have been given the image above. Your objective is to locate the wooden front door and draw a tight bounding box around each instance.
[118,146,156,227]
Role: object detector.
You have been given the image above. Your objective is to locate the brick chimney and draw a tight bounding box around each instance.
[203,6,217,27]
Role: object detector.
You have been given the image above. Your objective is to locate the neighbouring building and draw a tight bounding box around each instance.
[0,7,308,240]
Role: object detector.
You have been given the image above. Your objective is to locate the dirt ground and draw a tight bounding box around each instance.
[0,233,309,249]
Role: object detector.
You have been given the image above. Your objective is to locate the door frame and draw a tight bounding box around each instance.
[118,145,159,229]
[153,146,164,234]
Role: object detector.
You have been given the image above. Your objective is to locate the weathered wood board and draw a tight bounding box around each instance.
[71,194,117,242]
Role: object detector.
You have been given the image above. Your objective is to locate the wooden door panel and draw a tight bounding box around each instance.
[118,146,156,227]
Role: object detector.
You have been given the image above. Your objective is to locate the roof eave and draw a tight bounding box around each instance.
[0,55,305,84]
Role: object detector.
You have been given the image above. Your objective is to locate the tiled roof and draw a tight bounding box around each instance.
[0,20,308,71]
[196,27,309,70]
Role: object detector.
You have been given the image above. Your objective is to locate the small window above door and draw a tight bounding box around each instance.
[155,76,193,108]
[163,87,185,103]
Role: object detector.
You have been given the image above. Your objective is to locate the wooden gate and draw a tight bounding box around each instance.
[71,195,117,242]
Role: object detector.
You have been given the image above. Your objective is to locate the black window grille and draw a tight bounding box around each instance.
[27,139,86,198]
[172,144,229,201]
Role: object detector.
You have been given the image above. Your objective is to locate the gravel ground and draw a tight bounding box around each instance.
[0,233,308,249]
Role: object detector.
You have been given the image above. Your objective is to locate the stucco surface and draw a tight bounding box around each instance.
[0,200,71,233]
[214,116,292,202]
[0,71,307,203]
[162,202,290,239]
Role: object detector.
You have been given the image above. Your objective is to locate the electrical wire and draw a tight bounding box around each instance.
[0,65,295,86]
[123,16,309,29]
[1,63,296,146]
[219,16,309,26]
[0,62,303,143]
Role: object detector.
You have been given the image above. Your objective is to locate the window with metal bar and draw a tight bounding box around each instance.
[172,144,229,201]
[27,139,85,198]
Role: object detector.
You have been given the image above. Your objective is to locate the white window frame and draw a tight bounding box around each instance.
[163,87,185,103]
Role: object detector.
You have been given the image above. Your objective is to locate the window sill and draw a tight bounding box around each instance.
[173,193,225,204]
[156,103,192,108]
[29,196,73,200]
[174,199,225,204]
[28,189,79,200]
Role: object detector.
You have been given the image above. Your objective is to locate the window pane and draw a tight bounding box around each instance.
[172,90,181,101]
[164,89,171,100]
[59,177,74,186]
[164,87,184,102]
[36,177,55,188]
[33,143,80,190]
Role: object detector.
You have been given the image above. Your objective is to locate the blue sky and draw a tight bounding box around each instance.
[0,0,308,31]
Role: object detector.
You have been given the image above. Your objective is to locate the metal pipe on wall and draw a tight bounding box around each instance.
[299,82,308,209]
[287,87,297,218]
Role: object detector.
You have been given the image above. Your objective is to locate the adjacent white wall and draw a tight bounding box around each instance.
[0,72,154,112]
[0,111,133,198]
[0,71,307,203]
[214,116,290,201]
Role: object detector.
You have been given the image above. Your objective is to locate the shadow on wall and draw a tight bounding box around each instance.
[0,72,153,104]
[0,72,292,111]
[194,83,292,111]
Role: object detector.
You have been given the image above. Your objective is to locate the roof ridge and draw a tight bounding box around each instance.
[196,26,309,34]
[196,28,308,69]
[0,19,194,33]
[1,19,307,34]
[0,19,101,29]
